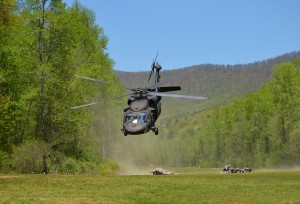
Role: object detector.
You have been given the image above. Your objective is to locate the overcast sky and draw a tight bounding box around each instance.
[64,0,300,71]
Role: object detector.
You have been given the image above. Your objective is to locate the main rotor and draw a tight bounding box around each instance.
[71,53,208,109]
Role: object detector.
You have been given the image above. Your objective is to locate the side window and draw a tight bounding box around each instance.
[143,114,147,122]
[125,113,133,122]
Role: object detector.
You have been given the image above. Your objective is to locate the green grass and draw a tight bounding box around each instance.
[1,171,300,203]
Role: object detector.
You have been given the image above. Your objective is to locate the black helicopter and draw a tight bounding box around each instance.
[72,55,207,136]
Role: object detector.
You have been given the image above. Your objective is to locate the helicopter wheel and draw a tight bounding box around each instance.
[124,131,128,136]
[154,127,158,135]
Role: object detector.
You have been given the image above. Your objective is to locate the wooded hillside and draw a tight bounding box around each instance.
[115,55,300,168]
[116,52,300,118]
[116,51,300,99]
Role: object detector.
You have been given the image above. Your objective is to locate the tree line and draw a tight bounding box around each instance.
[192,60,300,168]
[0,0,123,174]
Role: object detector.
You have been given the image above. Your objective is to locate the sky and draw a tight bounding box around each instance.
[63,0,300,72]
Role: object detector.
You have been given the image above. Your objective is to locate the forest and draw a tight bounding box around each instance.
[1,0,300,174]
[157,60,300,168]
[0,0,123,174]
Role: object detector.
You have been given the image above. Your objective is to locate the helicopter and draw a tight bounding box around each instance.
[72,54,208,136]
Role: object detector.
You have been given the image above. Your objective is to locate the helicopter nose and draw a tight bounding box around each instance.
[125,123,145,134]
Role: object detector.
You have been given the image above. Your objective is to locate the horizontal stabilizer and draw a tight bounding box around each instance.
[158,86,181,92]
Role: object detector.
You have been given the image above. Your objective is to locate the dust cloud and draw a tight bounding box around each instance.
[110,132,161,175]
[256,166,300,172]
[91,102,165,175]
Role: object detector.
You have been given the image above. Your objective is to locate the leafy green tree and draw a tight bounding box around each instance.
[0,0,24,153]
[269,62,300,164]
[0,0,123,174]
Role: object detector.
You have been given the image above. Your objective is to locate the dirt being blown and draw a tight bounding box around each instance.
[110,132,161,175]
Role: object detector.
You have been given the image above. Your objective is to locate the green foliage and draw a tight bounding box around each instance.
[56,157,82,175]
[0,0,123,174]
[175,61,300,168]
[54,158,119,175]
[99,159,119,176]
[12,140,51,174]
[0,150,11,173]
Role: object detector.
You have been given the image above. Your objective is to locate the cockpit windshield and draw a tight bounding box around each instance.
[125,112,148,124]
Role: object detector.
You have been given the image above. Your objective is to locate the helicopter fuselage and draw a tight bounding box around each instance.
[122,95,161,136]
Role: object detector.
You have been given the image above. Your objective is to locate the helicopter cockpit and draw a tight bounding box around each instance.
[124,112,148,124]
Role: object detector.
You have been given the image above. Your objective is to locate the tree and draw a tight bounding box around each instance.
[0,0,123,174]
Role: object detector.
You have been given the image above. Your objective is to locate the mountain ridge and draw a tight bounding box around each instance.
[115,51,300,117]
[114,51,300,73]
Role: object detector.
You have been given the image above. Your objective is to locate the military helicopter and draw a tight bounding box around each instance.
[72,54,208,136]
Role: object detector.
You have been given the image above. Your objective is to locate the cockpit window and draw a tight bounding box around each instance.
[125,112,148,123]
[125,114,133,122]
[138,113,147,123]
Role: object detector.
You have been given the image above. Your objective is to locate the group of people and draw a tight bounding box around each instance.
[222,165,252,173]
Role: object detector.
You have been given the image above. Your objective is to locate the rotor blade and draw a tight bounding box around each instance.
[148,52,159,82]
[148,92,208,100]
[75,74,106,83]
[154,51,159,63]
[146,85,181,92]
[157,86,181,92]
[70,93,134,110]
[70,102,99,109]
[148,68,154,82]
[75,74,133,91]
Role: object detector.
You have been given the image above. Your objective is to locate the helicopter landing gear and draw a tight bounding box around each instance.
[122,129,128,136]
[151,127,158,135]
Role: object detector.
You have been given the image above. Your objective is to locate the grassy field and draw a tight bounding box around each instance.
[1,170,300,203]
